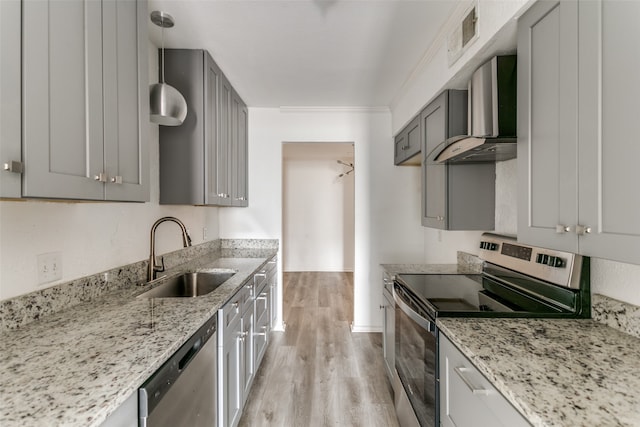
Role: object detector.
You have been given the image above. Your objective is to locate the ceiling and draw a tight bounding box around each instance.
[148,0,460,108]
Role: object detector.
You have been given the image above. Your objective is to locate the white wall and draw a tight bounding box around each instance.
[282,144,354,272]
[0,42,220,301]
[219,107,431,331]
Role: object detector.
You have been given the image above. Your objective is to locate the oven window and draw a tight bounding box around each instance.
[395,301,437,427]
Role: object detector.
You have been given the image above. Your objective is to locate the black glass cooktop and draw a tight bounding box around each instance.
[395,272,577,320]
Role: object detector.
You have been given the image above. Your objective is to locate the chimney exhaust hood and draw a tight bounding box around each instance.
[432,55,517,164]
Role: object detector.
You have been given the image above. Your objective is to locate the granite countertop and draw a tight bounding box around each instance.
[381,263,482,276]
[0,252,275,427]
[438,318,640,427]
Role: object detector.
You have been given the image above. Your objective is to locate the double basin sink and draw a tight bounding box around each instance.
[138,269,236,298]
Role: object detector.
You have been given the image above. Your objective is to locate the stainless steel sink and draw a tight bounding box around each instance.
[138,270,236,298]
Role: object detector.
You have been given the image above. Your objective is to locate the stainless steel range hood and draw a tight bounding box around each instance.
[433,55,517,164]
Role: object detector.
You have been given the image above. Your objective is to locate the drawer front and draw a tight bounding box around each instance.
[221,285,249,330]
[440,335,529,427]
[254,287,269,321]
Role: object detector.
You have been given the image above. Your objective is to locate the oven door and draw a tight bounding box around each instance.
[394,282,438,427]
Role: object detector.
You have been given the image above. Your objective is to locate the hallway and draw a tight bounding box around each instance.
[239,272,399,426]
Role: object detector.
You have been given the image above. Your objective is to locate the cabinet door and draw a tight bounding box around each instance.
[394,116,420,165]
[393,131,406,165]
[22,0,104,199]
[0,0,21,197]
[517,0,579,251]
[577,0,640,264]
[240,307,254,407]
[421,92,448,228]
[217,75,233,206]
[205,52,224,205]
[382,290,395,382]
[231,93,248,207]
[268,259,278,329]
[253,290,269,368]
[103,0,148,202]
[222,320,242,427]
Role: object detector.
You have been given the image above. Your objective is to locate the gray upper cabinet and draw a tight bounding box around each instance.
[0,0,21,198]
[421,90,495,230]
[19,0,148,201]
[394,116,421,165]
[576,0,640,264]
[231,92,249,207]
[160,49,248,207]
[518,0,640,265]
[517,0,578,252]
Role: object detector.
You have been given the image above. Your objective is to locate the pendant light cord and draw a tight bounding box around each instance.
[161,21,165,83]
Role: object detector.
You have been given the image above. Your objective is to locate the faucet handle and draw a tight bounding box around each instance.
[155,256,166,273]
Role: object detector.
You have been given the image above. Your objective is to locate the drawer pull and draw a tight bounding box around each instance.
[454,367,492,396]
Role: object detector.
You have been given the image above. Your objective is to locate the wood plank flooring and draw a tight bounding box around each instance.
[239,272,399,427]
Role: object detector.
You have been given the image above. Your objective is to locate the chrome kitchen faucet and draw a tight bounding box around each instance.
[148,216,192,281]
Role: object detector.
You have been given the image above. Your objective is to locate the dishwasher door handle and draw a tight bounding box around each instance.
[178,337,202,371]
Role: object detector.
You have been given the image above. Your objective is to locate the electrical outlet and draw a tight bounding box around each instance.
[37,252,62,285]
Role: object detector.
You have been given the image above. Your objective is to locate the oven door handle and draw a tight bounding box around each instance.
[393,286,436,334]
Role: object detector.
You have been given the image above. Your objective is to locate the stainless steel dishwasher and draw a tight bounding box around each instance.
[139,316,217,427]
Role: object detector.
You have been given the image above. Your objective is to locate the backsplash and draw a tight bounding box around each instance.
[0,239,278,332]
[592,294,640,339]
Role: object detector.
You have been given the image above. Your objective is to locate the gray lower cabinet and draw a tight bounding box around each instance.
[517,0,640,265]
[421,90,495,230]
[219,287,246,427]
[8,0,149,201]
[381,272,395,383]
[394,116,421,165]
[160,49,248,207]
[439,334,529,427]
[219,258,277,427]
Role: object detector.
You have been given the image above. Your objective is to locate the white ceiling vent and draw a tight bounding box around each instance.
[447,2,478,67]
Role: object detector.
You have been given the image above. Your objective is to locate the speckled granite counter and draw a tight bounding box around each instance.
[0,252,275,427]
[438,318,640,427]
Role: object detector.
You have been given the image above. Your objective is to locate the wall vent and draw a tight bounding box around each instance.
[448,2,478,66]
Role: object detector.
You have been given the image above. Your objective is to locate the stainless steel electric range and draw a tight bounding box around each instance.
[392,233,590,427]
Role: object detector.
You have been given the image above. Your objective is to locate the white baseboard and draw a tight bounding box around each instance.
[350,322,383,333]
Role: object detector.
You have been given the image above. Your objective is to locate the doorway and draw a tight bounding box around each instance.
[282,142,355,325]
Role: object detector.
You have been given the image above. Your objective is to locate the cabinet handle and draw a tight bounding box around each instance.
[576,225,592,235]
[232,301,239,311]
[3,161,23,173]
[254,326,268,337]
[556,224,571,233]
[238,330,249,342]
[110,175,123,184]
[93,172,107,182]
[379,305,385,310]
[235,197,246,201]
[454,367,492,396]
[257,292,268,300]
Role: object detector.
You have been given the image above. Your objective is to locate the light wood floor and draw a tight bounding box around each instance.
[239,272,399,427]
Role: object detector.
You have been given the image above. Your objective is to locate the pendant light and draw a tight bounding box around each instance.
[149,11,187,126]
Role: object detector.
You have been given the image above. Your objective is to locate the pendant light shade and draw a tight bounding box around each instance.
[150,83,187,126]
[149,11,187,126]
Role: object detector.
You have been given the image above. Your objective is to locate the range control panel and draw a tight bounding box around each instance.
[478,233,583,289]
